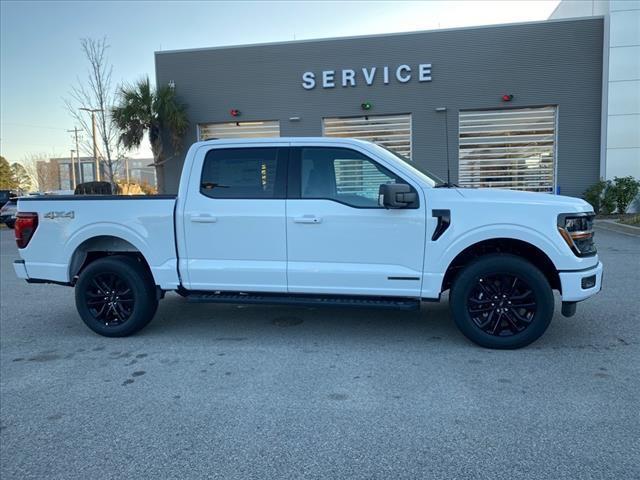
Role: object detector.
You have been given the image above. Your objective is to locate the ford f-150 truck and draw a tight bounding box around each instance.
[12,138,603,348]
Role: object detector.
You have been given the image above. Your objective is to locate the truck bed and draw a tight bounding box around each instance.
[15,195,180,289]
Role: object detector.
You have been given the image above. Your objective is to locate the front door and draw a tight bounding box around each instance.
[286,146,426,297]
[181,144,288,292]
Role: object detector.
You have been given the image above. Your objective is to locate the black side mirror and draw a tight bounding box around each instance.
[378,183,417,209]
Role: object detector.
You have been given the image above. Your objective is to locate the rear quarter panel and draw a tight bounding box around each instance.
[16,197,179,289]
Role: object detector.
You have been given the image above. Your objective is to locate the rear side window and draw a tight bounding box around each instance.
[200,147,286,199]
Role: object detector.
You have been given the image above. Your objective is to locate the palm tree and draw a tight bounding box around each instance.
[111,77,188,192]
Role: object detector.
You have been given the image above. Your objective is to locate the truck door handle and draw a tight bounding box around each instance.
[190,213,218,223]
[293,215,322,224]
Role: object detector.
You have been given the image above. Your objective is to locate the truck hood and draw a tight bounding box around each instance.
[455,188,593,213]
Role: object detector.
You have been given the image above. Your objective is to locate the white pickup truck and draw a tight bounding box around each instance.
[13,138,603,348]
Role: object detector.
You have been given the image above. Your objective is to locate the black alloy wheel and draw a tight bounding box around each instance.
[75,255,158,337]
[450,254,554,349]
[467,274,537,337]
[85,272,135,326]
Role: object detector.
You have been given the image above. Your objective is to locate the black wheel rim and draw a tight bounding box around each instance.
[467,274,537,337]
[85,272,135,326]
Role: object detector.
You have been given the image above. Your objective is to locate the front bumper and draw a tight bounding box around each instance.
[559,261,603,302]
[13,260,28,280]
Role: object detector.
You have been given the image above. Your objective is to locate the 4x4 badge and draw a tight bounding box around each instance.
[44,211,74,219]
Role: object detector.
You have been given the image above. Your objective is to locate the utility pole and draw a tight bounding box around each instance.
[67,127,81,184]
[79,107,103,181]
[70,150,77,189]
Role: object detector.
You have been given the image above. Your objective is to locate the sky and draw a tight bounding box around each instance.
[0,0,560,164]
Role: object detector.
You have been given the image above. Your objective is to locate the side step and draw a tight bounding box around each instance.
[184,291,420,311]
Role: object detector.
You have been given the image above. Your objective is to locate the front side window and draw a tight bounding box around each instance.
[200,147,285,199]
[299,147,404,208]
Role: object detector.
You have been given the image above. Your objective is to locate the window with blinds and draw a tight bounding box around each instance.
[198,120,280,140]
[323,114,412,159]
[458,107,557,192]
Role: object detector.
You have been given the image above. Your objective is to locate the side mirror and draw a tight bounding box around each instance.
[378,183,417,209]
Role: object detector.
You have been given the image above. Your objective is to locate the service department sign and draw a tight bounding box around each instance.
[302,63,432,90]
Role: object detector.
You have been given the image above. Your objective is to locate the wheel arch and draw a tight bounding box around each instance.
[68,235,154,285]
[441,237,561,294]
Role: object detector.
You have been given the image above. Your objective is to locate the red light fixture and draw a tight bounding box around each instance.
[230,109,241,117]
[502,94,514,102]
[15,212,38,249]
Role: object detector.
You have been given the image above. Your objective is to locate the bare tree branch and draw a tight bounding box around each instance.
[64,37,121,185]
[18,153,58,192]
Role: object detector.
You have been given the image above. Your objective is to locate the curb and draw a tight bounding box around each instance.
[595,219,640,237]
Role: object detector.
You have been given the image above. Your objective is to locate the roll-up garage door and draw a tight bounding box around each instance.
[323,114,412,159]
[198,120,280,140]
[458,106,557,192]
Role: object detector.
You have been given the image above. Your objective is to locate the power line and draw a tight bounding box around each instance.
[2,122,70,131]
[1,141,65,147]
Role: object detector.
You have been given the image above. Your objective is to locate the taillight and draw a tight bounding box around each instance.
[15,212,38,249]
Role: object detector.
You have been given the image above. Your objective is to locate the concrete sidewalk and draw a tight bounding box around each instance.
[595,219,640,237]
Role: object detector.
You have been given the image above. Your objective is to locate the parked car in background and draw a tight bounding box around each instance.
[11,138,603,348]
[0,190,18,209]
[0,198,17,228]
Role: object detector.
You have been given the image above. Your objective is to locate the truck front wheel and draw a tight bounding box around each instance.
[449,254,554,349]
[75,255,158,337]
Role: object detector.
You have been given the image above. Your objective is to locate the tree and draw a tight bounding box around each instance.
[0,157,34,192]
[602,181,616,215]
[36,161,58,192]
[582,179,608,214]
[111,77,188,192]
[0,156,15,189]
[20,153,56,192]
[611,176,640,214]
[64,37,121,185]
[10,162,32,191]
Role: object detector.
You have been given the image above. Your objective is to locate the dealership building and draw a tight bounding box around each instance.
[155,2,639,198]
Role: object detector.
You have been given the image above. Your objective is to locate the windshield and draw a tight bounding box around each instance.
[370,144,444,187]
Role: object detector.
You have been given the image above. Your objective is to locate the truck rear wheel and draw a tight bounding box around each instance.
[449,254,554,349]
[75,255,158,337]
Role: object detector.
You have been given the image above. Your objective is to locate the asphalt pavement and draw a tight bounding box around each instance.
[1,226,638,479]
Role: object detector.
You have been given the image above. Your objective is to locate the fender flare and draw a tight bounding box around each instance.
[64,223,155,281]
[436,224,564,276]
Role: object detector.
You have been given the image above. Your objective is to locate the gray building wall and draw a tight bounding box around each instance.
[155,18,603,196]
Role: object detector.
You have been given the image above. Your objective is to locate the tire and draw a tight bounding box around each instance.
[449,254,554,349]
[75,255,158,337]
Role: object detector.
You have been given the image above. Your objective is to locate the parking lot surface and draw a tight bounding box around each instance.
[1,227,639,479]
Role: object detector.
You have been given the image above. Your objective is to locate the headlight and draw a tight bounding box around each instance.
[557,213,596,257]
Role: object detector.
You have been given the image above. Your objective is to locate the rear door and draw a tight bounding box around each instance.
[285,145,426,297]
[181,143,289,292]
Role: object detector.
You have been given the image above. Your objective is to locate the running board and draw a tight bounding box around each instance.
[184,291,420,310]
